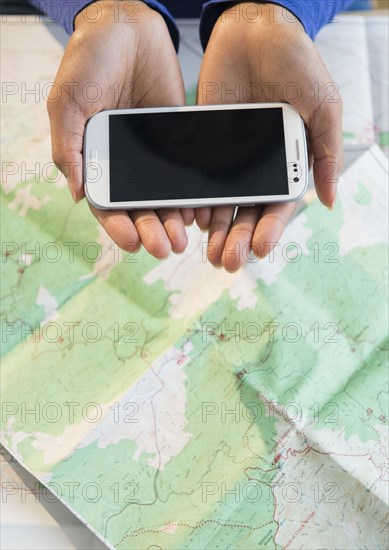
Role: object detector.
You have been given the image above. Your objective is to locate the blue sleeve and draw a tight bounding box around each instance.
[199,0,355,49]
[27,0,179,50]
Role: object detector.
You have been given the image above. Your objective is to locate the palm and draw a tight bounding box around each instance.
[196,3,343,271]
[49,1,193,259]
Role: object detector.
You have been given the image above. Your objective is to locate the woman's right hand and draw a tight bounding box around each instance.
[48,0,193,259]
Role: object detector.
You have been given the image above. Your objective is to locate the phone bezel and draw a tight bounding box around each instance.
[84,103,309,210]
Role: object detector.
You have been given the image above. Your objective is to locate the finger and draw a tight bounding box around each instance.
[222,205,262,273]
[308,152,314,171]
[195,207,213,231]
[207,206,235,268]
[89,205,141,253]
[180,208,195,226]
[157,209,188,254]
[309,102,344,209]
[252,203,297,259]
[305,128,314,171]
[130,210,171,259]
[47,95,87,203]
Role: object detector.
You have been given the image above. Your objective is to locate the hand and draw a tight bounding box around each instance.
[48,0,194,259]
[196,2,344,271]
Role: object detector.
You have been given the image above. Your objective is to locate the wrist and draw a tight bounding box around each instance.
[217,2,305,37]
[74,0,154,32]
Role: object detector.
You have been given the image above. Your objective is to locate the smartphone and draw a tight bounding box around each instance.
[84,103,308,210]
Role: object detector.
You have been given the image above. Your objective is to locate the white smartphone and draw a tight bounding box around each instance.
[84,103,308,210]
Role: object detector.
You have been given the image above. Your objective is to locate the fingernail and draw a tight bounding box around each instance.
[67,178,77,203]
[71,188,78,203]
[327,195,336,212]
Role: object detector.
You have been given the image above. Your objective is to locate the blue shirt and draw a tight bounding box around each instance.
[27,1,355,50]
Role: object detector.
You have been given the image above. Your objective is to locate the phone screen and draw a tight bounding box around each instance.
[109,107,288,202]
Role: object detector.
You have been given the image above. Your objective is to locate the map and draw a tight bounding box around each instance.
[1,14,389,550]
[315,14,389,154]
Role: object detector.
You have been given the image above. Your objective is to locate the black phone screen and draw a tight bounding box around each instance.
[109,107,288,202]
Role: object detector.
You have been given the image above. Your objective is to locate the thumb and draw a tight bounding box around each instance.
[308,101,344,209]
[47,98,87,203]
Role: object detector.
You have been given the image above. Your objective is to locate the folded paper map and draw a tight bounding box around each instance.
[1,14,388,550]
